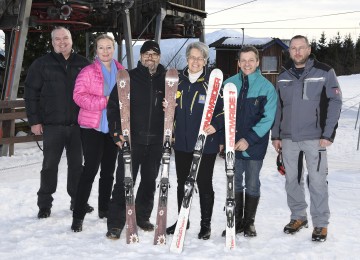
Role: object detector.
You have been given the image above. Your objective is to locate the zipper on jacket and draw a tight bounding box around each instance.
[147,77,154,144]
[190,91,198,115]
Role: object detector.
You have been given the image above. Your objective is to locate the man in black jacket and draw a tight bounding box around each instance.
[25,27,93,219]
[106,41,165,239]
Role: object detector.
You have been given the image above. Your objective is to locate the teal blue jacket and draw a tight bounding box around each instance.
[224,68,277,160]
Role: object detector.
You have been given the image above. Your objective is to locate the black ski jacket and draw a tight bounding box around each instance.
[25,51,90,126]
[107,61,165,145]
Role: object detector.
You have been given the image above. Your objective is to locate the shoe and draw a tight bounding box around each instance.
[312,227,327,242]
[99,210,108,219]
[137,220,154,231]
[166,220,190,235]
[222,220,244,237]
[198,225,211,240]
[106,228,122,240]
[38,208,51,219]
[71,218,83,232]
[244,223,257,237]
[284,219,308,234]
[70,203,94,214]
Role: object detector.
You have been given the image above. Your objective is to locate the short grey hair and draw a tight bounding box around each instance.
[186,42,209,64]
[51,26,72,40]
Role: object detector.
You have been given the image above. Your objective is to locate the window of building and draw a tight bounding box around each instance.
[262,56,278,72]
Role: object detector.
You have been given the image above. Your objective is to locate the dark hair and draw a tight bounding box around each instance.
[238,46,259,61]
[290,35,310,47]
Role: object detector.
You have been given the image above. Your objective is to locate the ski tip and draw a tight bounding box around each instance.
[116,69,129,78]
[166,68,179,78]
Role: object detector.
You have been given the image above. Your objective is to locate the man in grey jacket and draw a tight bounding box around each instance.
[271,35,342,242]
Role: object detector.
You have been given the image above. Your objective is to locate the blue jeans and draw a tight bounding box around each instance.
[234,158,263,196]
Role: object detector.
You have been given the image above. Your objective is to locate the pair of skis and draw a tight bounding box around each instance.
[170,68,230,253]
[117,68,238,251]
[116,68,179,245]
[169,75,238,253]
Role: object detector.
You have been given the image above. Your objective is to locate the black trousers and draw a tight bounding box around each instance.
[37,125,83,209]
[174,150,217,211]
[73,128,118,219]
[107,142,162,230]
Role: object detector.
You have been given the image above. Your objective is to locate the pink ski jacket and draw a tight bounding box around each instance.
[73,58,124,129]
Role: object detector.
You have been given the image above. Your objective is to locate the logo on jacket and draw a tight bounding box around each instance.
[333,87,341,95]
[198,94,206,104]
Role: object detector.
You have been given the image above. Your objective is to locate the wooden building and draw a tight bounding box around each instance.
[209,36,289,85]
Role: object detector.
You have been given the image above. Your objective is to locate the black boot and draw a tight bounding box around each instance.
[166,220,190,235]
[222,191,244,236]
[198,193,214,240]
[71,218,83,232]
[166,185,190,235]
[243,194,260,237]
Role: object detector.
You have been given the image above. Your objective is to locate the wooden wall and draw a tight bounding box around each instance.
[215,44,285,85]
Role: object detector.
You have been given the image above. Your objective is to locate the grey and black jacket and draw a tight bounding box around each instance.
[271,55,342,142]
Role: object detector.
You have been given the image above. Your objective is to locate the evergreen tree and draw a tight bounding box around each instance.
[327,32,342,74]
[317,32,327,62]
[355,35,360,73]
[342,34,355,75]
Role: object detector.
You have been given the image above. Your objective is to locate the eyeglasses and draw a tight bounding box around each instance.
[142,52,159,58]
[188,56,206,62]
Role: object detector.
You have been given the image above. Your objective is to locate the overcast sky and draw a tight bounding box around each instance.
[205,0,360,42]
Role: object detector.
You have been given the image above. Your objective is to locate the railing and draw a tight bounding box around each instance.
[0,99,42,156]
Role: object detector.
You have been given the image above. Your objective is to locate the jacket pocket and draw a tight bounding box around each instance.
[302,77,325,101]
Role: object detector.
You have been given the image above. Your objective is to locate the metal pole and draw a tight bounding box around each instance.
[154,7,166,44]
[355,103,360,130]
[357,120,360,151]
[122,8,134,69]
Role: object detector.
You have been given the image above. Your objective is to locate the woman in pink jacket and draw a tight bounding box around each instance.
[71,34,124,232]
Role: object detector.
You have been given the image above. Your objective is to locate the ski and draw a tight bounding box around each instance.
[116,69,139,244]
[153,68,179,245]
[223,82,237,250]
[169,68,223,253]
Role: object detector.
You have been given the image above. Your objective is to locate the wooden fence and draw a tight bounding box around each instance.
[0,99,42,156]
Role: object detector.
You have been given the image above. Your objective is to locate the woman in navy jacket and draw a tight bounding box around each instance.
[166,42,224,240]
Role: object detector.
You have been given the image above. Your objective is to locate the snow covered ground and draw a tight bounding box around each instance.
[0,74,359,259]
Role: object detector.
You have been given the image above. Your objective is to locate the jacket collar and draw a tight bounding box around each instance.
[136,61,165,77]
[182,66,208,83]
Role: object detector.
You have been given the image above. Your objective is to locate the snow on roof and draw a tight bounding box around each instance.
[222,37,273,46]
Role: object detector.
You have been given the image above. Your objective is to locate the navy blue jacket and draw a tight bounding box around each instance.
[173,67,224,154]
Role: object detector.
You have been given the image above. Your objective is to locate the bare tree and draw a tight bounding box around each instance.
[162,50,186,70]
